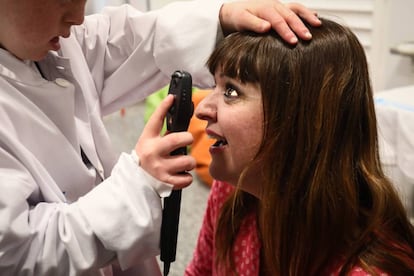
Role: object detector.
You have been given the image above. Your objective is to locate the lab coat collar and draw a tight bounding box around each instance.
[0,47,73,85]
[36,51,73,82]
[0,48,105,180]
[0,48,46,86]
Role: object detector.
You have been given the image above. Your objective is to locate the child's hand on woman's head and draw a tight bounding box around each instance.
[135,95,195,189]
[219,0,321,44]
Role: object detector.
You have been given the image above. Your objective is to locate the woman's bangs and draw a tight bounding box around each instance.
[208,34,260,83]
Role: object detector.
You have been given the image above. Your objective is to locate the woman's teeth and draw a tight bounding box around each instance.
[208,134,228,147]
[212,139,228,147]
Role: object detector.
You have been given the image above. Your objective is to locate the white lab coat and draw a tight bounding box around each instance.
[0,1,222,275]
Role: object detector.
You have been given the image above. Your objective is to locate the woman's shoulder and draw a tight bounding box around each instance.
[210,180,234,199]
[208,180,234,211]
[327,264,389,276]
[347,267,388,276]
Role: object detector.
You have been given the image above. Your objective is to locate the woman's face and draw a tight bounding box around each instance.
[196,70,264,197]
[0,0,86,61]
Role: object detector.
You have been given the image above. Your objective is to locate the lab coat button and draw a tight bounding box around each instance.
[55,78,71,88]
[97,165,104,176]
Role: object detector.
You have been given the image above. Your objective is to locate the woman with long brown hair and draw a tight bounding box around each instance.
[186,18,414,275]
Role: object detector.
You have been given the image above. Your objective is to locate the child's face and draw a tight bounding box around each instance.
[0,0,86,61]
[196,70,264,197]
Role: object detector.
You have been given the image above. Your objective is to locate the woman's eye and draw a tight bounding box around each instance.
[223,85,239,98]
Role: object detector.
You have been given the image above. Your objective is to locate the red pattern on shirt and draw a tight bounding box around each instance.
[185,181,386,276]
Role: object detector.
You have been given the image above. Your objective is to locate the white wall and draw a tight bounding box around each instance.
[372,0,414,91]
[296,0,414,92]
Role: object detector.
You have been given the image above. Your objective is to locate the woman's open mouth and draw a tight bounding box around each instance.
[212,139,228,147]
[206,129,228,151]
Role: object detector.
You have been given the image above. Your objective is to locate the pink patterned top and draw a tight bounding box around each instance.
[185,181,388,276]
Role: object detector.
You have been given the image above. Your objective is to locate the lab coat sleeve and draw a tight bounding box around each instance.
[75,152,164,270]
[70,0,223,115]
[0,149,163,275]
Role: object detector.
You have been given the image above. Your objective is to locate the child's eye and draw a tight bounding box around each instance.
[223,85,239,98]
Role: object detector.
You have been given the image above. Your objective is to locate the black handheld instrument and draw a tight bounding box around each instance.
[160,70,193,276]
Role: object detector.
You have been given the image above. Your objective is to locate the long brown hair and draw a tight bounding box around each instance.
[208,18,414,275]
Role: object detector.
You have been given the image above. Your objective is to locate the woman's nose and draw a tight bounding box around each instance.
[195,90,217,122]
